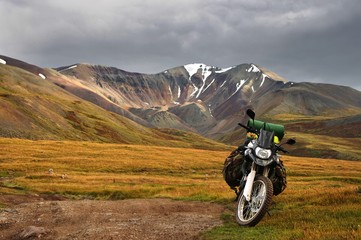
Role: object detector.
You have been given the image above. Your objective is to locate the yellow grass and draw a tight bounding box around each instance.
[1,138,360,239]
[264,108,361,123]
[0,138,234,200]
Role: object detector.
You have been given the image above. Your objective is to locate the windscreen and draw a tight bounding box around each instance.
[257,129,274,148]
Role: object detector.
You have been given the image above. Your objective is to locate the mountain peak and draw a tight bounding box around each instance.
[183,63,213,79]
[246,63,261,73]
[183,63,237,77]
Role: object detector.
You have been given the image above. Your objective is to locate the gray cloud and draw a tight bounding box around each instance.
[1,0,360,90]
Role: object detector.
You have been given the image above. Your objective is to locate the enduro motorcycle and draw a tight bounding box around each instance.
[225,109,296,227]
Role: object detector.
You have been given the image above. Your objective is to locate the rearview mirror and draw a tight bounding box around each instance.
[246,109,255,120]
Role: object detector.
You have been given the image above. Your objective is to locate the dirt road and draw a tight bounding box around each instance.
[0,195,224,240]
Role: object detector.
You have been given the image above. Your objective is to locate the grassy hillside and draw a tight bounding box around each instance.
[1,138,360,239]
[0,64,231,151]
[0,64,147,142]
[272,112,361,160]
[219,112,361,160]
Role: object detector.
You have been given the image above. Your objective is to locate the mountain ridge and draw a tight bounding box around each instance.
[1,54,361,159]
[0,59,230,151]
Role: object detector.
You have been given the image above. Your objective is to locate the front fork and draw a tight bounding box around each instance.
[242,163,270,201]
[242,163,256,201]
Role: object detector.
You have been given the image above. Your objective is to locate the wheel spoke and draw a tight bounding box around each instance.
[236,176,274,226]
[237,180,267,221]
[244,203,253,219]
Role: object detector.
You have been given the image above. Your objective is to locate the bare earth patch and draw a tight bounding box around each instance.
[0,195,224,240]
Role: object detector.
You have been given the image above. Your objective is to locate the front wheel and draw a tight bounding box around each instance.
[236,175,273,227]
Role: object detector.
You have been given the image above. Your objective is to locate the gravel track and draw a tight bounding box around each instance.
[0,195,224,240]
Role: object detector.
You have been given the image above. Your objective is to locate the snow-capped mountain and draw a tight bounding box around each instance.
[52,60,361,139]
[2,54,361,142]
[50,62,287,135]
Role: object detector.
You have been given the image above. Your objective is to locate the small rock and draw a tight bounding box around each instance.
[18,226,47,239]
[4,208,18,214]
[0,216,8,223]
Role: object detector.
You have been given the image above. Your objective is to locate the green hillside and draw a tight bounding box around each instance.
[0,64,230,151]
[218,112,361,160]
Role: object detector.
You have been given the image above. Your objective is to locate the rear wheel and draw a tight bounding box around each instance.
[236,175,273,226]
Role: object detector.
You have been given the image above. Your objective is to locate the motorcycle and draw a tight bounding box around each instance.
[224,109,296,227]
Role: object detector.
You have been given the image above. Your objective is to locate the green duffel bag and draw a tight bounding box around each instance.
[247,119,285,141]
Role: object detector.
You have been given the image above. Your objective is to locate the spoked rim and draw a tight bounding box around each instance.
[237,179,267,222]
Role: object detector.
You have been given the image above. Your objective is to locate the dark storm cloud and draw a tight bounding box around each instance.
[0,0,360,90]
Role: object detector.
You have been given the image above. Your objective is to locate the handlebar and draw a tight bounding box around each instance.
[238,122,251,131]
[276,145,289,154]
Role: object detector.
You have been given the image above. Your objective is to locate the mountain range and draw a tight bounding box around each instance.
[1,54,361,159]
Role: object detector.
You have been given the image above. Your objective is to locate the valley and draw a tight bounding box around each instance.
[0,138,360,239]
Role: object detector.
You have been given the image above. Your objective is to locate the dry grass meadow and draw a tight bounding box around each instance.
[1,137,360,239]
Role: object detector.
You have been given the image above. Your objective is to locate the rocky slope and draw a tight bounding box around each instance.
[53,60,361,139]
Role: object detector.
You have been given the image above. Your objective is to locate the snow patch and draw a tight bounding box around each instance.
[68,65,78,70]
[184,64,208,98]
[196,76,215,98]
[202,66,212,82]
[196,85,204,98]
[38,73,46,79]
[58,65,78,72]
[190,86,199,98]
[184,63,215,82]
[229,79,247,98]
[185,64,201,97]
[215,66,234,73]
[247,64,260,73]
[168,86,175,101]
[0,58,6,64]
[203,78,215,93]
[219,80,227,88]
[184,63,204,80]
[236,79,247,92]
[173,101,180,105]
[260,74,267,87]
[177,86,181,98]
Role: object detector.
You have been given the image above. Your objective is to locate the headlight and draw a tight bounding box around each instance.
[255,147,272,159]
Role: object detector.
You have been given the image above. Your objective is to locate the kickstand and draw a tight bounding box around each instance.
[266,210,271,217]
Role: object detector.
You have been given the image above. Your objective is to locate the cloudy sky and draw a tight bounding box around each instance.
[1,0,360,90]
